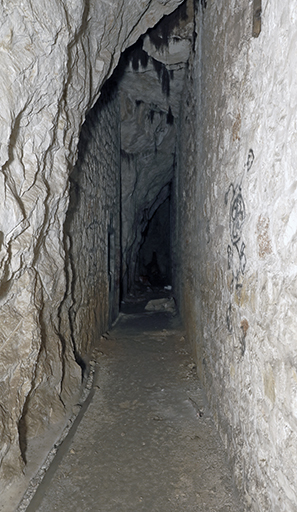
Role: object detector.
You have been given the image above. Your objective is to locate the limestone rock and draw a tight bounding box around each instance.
[145,296,176,312]
[0,0,184,489]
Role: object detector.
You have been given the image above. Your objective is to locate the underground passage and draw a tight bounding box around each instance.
[0,1,297,511]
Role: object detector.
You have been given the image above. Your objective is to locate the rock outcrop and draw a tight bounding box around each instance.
[0,0,183,485]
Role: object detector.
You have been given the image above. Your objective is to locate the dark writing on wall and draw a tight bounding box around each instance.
[225,183,246,286]
[225,150,254,348]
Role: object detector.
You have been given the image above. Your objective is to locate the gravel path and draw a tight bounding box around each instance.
[26,311,245,512]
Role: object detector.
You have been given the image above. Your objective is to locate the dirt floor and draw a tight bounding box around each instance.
[19,302,245,511]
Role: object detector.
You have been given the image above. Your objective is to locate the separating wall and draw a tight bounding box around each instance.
[175,1,297,510]
[62,79,121,365]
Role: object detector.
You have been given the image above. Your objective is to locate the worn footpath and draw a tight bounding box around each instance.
[23,309,245,511]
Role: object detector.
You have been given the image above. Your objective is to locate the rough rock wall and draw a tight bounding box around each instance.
[63,79,121,367]
[0,0,183,485]
[176,1,297,510]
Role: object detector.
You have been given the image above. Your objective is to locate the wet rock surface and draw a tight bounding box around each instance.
[27,310,245,511]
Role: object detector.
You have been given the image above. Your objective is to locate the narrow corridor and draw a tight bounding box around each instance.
[23,301,244,512]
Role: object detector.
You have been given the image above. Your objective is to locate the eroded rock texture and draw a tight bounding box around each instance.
[0,0,183,485]
[175,1,297,511]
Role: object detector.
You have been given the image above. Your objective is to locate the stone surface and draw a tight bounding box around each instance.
[0,0,184,491]
[174,1,297,511]
[25,310,244,512]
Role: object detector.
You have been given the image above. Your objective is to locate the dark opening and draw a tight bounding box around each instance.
[137,196,171,288]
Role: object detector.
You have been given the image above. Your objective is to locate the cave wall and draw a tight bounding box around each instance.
[0,0,184,487]
[175,1,297,510]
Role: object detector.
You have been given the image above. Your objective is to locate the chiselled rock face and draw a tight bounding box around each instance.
[0,0,183,485]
